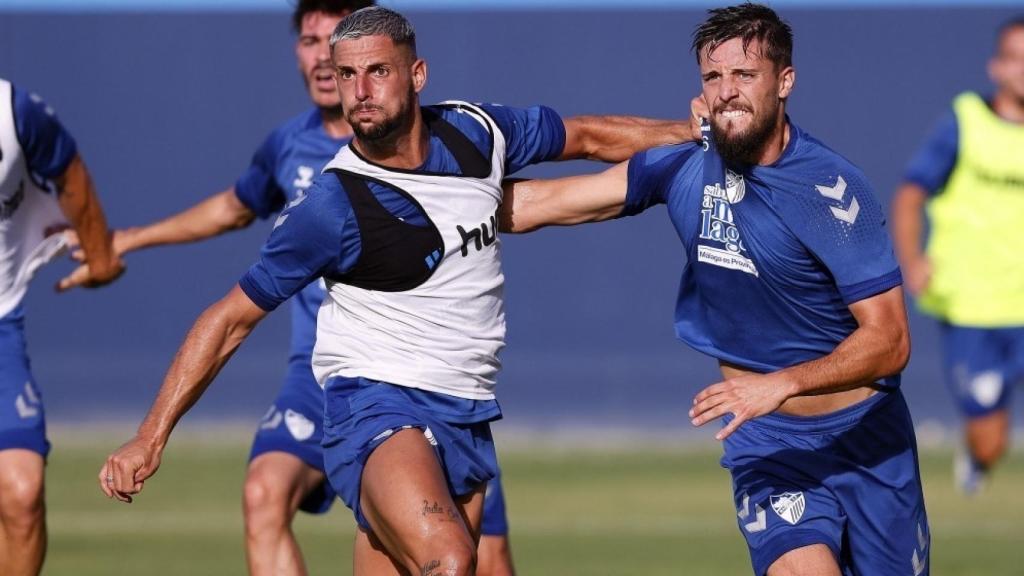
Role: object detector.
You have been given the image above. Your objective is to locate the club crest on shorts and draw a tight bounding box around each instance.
[770,492,806,525]
[284,409,315,441]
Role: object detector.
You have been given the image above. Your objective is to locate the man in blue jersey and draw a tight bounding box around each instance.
[97,6,694,575]
[0,79,123,575]
[64,1,517,574]
[502,4,928,575]
[891,17,1024,495]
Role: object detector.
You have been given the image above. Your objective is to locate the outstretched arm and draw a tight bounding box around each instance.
[65,188,256,285]
[99,285,268,503]
[689,286,911,440]
[500,161,629,234]
[55,154,125,290]
[890,182,930,296]
[560,115,697,163]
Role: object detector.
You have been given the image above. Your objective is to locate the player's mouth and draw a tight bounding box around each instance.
[312,68,335,91]
[717,108,750,119]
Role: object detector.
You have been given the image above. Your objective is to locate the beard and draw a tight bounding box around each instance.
[347,88,415,143]
[710,104,778,165]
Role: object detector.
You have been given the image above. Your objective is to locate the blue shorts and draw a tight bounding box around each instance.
[322,375,501,531]
[0,307,49,458]
[722,389,929,576]
[249,360,335,514]
[482,468,509,536]
[941,323,1024,418]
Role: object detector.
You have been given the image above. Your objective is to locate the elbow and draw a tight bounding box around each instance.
[886,325,911,376]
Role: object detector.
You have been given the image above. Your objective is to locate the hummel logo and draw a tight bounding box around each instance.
[815,175,860,225]
[15,382,40,419]
[912,522,929,576]
[737,492,766,533]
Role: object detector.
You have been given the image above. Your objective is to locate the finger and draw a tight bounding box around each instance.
[113,458,139,495]
[55,265,91,292]
[691,400,736,427]
[70,248,86,262]
[692,382,726,408]
[98,464,114,498]
[715,414,746,441]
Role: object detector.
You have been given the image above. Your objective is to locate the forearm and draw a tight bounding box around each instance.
[778,317,909,399]
[134,292,260,449]
[57,155,119,275]
[562,116,692,163]
[500,162,629,233]
[121,189,255,253]
[890,183,928,267]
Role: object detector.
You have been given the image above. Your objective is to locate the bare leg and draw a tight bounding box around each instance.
[0,449,45,576]
[476,535,515,576]
[243,452,326,576]
[965,408,1010,469]
[767,544,842,576]
[354,428,484,576]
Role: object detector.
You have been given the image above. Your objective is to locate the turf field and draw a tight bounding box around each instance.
[43,429,1024,575]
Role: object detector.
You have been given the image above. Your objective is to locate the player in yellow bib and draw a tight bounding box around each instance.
[892,17,1024,493]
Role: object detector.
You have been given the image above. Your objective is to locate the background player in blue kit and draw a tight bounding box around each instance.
[501,4,928,574]
[891,17,1024,495]
[97,6,694,575]
[63,1,518,574]
[0,78,123,575]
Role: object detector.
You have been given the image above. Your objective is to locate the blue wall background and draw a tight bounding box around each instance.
[0,4,1019,433]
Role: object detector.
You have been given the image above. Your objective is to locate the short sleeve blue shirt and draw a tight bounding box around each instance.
[11,86,77,181]
[623,120,902,386]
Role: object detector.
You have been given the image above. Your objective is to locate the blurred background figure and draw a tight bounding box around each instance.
[0,77,123,575]
[892,16,1024,494]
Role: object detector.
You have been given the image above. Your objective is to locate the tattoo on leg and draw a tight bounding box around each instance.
[419,559,461,576]
[422,500,444,516]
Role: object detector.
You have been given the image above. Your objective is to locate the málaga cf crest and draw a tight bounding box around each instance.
[770,492,806,525]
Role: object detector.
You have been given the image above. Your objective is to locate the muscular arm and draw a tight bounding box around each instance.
[560,115,695,163]
[55,154,124,290]
[890,182,931,296]
[691,286,911,440]
[99,285,267,502]
[499,161,629,234]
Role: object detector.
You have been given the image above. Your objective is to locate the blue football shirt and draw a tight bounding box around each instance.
[623,119,902,387]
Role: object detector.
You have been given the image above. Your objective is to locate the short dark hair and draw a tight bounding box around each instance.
[691,2,793,70]
[329,6,417,58]
[291,0,375,34]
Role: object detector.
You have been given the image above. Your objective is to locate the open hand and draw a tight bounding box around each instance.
[689,373,790,441]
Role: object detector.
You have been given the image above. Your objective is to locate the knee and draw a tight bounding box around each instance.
[417,543,477,576]
[242,467,290,526]
[971,435,1008,468]
[0,470,44,534]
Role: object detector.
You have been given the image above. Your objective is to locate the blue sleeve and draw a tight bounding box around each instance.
[782,170,902,305]
[622,144,698,217]
[12,86,77,179]
[238,175,351,311]
[478,104,566,174]
[234,129,288,220]
[903,110,958,196]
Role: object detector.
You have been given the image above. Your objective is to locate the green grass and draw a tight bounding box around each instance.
[42,433,1024,575]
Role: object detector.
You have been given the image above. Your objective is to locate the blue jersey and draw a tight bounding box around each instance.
[239,103,565,314]
[233,109,350,365]
[623,120,902,385]
[11,86,78,182]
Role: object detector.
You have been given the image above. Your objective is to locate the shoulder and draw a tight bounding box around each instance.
[632,142,703,177]
[783,127,875,201]
[262,108,322,150]
[429,102,495,136]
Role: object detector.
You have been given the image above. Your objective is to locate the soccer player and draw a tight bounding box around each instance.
[98,6,693,575]
[63,1,515,573]
[501,4,929,575]
[0,77,123,575]
[891,17,1024,495]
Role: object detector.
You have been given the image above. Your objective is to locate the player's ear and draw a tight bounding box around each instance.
[411,58,428,94]
[777,66,795,99]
